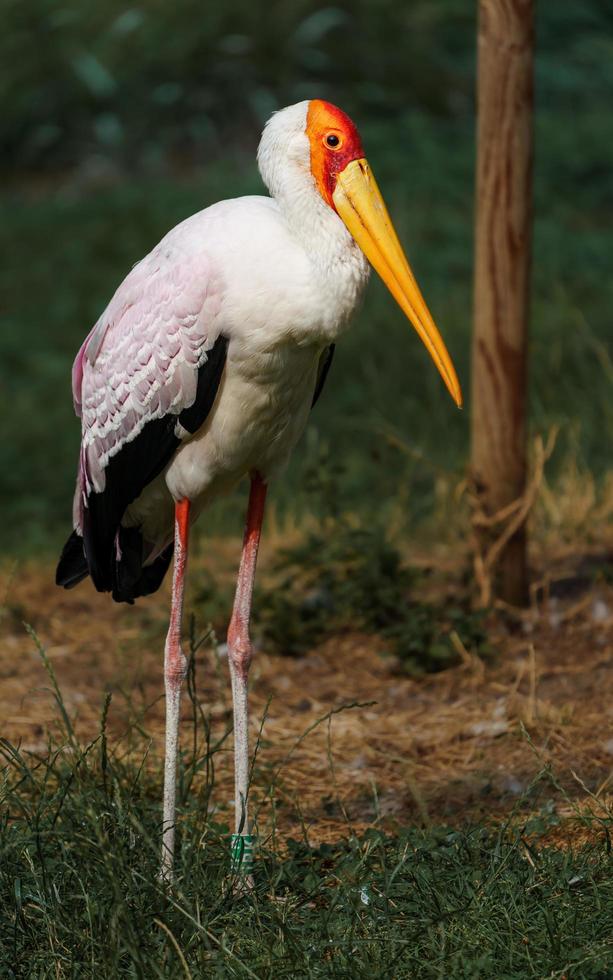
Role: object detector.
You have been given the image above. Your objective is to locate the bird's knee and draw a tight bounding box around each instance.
[227,621,252,677]
[164,641,188,689]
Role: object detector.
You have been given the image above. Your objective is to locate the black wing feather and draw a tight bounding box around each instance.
[311,344,335,408]
[57,335,228,600]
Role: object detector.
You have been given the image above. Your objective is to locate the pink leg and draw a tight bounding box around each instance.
[227,473,267,849]
[160,498,190,882]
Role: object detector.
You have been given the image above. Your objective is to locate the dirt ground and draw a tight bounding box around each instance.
[1,541,612,848]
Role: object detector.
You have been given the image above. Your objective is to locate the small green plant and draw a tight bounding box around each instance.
[250,451,491,673]
[254,518,490,673]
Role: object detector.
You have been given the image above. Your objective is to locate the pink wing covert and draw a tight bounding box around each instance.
[71,229,224,532]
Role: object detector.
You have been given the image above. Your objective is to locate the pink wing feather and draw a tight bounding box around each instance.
[71,225,224,531]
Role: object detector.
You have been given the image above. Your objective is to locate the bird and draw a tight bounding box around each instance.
[56,99,462,883]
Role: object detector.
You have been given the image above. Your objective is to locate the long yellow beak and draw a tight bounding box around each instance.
[333,158,462,408]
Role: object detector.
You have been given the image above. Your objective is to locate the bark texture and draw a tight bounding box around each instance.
[471,0,534,606]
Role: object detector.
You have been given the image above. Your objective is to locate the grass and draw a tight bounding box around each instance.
[1,636,612,978]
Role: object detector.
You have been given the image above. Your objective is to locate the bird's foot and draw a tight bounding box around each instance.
[231,872,255,897]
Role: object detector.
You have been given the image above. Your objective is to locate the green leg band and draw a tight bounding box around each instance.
[230,833,256,876]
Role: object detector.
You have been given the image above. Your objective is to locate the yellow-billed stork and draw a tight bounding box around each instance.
[57,100,462,882]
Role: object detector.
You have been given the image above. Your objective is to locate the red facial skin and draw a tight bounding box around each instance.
[306,100,365,210]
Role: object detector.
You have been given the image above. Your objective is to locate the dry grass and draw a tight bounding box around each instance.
[1,521,611,851]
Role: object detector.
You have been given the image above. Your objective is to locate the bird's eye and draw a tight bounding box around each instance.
[325,133,341,148]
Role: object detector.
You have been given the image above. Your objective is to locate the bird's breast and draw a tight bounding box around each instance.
[199,196,369,350]
[165,339,321,503]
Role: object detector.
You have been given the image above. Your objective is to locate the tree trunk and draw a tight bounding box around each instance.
[470,0,534,607]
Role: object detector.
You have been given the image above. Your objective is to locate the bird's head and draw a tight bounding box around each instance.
[258,100,462,408]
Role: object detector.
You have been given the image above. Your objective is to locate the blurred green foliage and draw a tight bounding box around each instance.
[1,1,612,554]
[3,1,613,174]
[2,0,476,172]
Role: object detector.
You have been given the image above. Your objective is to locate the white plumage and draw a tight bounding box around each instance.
[73,102,369,561]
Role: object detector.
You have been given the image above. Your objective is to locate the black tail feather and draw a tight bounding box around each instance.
[56,530,89,589]
[111,527,173,603]
[56,526,173,603]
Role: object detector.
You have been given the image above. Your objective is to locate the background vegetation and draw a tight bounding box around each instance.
[1,0,612,553]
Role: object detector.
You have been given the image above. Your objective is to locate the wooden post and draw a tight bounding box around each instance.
[470,0,534,606]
